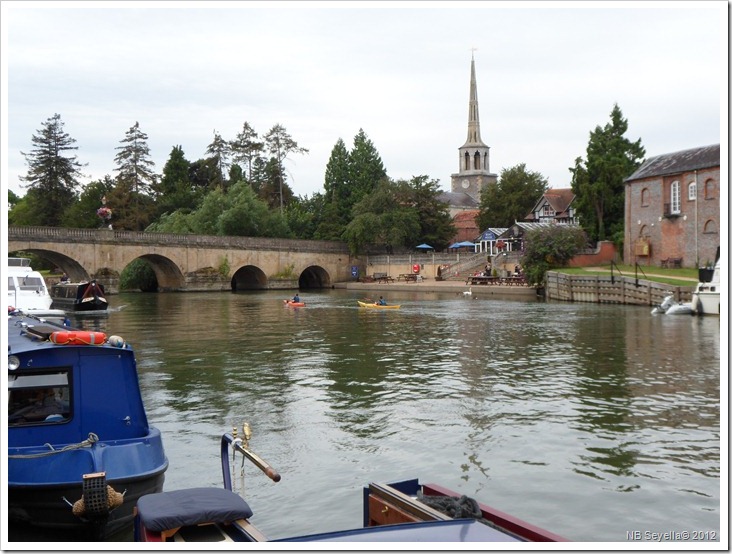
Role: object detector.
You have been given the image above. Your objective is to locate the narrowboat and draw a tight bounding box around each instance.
[7,312,168,541]
[134,429,567,543]
[7,257,67,323]
[50,280,108,312]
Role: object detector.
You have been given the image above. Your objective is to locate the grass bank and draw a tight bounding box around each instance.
[557,265,697,288]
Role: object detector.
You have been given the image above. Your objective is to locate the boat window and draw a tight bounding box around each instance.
[19,276,46,291]
[8,276,16,291]
[8,371,72,425]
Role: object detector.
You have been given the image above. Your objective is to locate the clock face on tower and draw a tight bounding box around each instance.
[461,179,469,189]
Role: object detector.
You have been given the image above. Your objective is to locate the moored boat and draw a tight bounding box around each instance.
[8,312,168,541]
[51,280,108,312]
[691,251,721,316]
[357,300,401,309]
[134,429,567,543]
[7,257,67,323]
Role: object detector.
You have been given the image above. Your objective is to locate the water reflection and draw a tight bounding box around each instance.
[66,290,720,542]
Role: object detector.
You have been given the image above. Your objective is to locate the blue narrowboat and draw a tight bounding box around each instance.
[7,312,168,541]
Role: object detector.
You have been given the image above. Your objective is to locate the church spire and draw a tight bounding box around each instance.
[450,52,496,201]
[464,51,486,146]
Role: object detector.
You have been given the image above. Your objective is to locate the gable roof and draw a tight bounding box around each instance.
[625,144,720,182]
[525,188,575,219]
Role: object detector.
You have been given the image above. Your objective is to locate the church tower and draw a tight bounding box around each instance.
[450,53,497,200]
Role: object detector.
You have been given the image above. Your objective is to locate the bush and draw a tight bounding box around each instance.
[520,226,588,285]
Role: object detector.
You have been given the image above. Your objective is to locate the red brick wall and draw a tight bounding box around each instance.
[568,241,616,267]
[624,166,720,268]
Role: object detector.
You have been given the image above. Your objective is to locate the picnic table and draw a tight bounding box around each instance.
[466,275,498,285]
[376,275,395,283]
[398,274,418,282]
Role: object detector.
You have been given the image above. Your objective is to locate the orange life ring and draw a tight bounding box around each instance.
[412,264,420,274]
[49,331,107,345]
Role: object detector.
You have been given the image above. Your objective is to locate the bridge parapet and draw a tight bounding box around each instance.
[8,226,350,253]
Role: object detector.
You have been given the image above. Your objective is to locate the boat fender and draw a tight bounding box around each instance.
[108,335,126,348]
[49,331,108,345]
[72,485,124,518]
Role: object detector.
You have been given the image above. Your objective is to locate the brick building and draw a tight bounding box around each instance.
[623,144,720,268]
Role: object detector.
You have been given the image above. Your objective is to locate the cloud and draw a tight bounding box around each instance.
[3,2,724,200]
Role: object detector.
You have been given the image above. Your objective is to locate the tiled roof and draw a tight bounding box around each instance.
[439,191,480,208]
[625,144,720,182]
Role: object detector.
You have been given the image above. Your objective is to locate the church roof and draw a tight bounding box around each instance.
[439,191,480,209]
[625,144,720,182]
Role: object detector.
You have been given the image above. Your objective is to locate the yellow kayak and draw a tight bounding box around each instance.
[357,301,401,309]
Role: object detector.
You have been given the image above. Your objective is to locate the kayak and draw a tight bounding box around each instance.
[284,300,306,307]
[357,301,401,309]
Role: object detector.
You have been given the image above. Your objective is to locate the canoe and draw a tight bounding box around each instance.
[283,300,306,307]
[357,301,400,309]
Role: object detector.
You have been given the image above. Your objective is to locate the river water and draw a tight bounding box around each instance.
[70,288,721,544]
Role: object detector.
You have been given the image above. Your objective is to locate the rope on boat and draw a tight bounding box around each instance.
[417,491,483,519]
[8,432,99,459]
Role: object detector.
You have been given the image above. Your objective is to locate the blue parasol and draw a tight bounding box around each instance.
[416,244,434,250]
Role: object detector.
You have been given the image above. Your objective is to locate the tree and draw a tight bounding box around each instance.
[19,113,86,225]
[406,175,457,250]
[8,189,20,210]
[263,124,309,213]
[112,121,158,230]
[205,130,230,190]
[114,121,157,197]
[348,129,387,207]
[61,176,115,228]
[157,146,196,217]
[520,225,588,285]
[477,163,548,230]
[570,104,645,241]
[230,122,263,183]
[342,179,420,255]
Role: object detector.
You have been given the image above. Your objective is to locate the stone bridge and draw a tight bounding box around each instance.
[8,226,355,294]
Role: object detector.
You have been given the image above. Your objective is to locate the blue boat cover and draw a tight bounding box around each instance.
[137,488,253,532]
[275,519,523,542]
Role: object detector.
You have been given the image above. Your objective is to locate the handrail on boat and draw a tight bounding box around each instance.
[221,431,281,492]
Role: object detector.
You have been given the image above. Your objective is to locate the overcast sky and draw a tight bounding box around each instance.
[2,1,727,202]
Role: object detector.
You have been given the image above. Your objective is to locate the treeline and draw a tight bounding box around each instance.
[8,115,457,254]
[9,104,644,256]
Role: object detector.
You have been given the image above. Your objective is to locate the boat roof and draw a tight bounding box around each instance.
[275,519,523,542]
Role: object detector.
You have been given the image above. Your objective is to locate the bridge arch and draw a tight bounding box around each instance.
[299,266,331,289]
[231,265,268,291]
[137,254,186,292]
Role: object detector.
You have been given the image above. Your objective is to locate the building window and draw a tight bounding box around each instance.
[670,181,680,214]
[704,179,716,199]
[703,220,717,234]
[641,188,650,206]
[688,181,696,201]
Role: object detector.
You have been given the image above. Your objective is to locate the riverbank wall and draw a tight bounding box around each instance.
[333,279,539,299]
[545,271,694,306]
